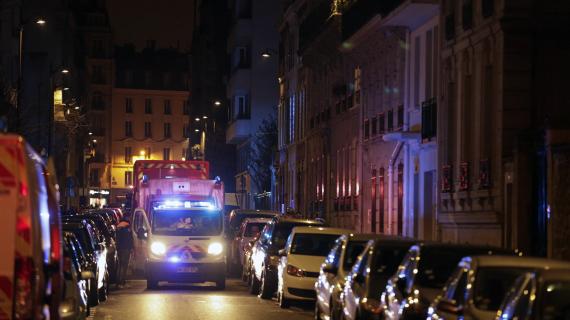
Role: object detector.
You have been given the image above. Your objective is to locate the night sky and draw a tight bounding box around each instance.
[105,0,194,51]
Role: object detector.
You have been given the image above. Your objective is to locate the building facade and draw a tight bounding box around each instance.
[225,0,280,210]
[108,46,190,205]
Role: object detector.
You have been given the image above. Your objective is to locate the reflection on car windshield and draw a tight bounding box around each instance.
[244,223,265,237]
[290,233,341,256]
[343,241,367,270]
[542,281,570,320]
[153,209,222,236]
[473,267,530,311]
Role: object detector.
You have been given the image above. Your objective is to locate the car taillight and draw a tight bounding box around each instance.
[14,257,34,319]
[286,265,305,277]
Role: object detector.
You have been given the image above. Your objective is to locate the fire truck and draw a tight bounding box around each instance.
[130,160,227,289]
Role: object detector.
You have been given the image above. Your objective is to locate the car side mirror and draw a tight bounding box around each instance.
[137,227,147,239]
[437,298,463,315]
[322,263,338,275]
[278,249,287,257]
[80,270,95,280]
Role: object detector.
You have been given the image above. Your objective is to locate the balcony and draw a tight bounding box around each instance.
[226,117,251,144]
[421,98,437,141]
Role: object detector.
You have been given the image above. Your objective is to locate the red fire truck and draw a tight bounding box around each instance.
[130,160,227,289]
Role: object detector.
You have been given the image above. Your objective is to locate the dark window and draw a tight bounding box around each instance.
[145,99,152,114]
[397,105,404,130]
[124,146,132,163]
[91,92,105,110]
[482,0,494,18]
[379,113,386,134]
[183,124,189,138]
[144,122,152,138]
[445,14,455,40]
[125,98,133,113]
[290,233,340,256]
[462,0,473,30]
[125,121,132,137]
[364,119,370,139]
[164,100,171,115]
[163,148,170,160]
[91,65,105,84]
[89,168,100,187]
[183,100,190,115]
[371,116,378,135]
[163,123,171,138]
[387,110,394,131]
[124,171,132,186]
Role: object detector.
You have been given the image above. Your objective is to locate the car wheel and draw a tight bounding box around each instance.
[88,278,99,307]
[249,269,260,295]
[146,277,158,290]
[279,289,291,309]
[215,275,226,290]
[258,269,274,299]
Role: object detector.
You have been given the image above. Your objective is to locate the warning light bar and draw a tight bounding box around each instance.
[154,199,216,210]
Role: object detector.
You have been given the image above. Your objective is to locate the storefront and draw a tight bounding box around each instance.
[88,189,110,208]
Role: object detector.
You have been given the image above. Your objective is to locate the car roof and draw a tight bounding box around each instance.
[242,217,272,224]
[348,233,413,242]
[273,216,324,225]
[232,209,280,216]
[416,241,512,253]
[538,268,570,282]
[465,256,570,269]
[291,226,350,235]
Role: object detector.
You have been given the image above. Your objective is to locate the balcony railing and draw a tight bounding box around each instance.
[421,98,437,140]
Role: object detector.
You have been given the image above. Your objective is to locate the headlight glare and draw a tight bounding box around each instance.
[208,242,223,255]
[150,241,166,255]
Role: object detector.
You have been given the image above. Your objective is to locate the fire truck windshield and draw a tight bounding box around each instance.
[152,209,223,236]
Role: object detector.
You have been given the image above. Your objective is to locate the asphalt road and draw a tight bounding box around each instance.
[90,279,313,320]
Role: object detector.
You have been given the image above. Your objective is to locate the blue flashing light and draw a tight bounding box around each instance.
[169,256,180,263]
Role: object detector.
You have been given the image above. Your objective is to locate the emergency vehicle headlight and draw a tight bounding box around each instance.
[207,242,223,255]
[150,241,166,255]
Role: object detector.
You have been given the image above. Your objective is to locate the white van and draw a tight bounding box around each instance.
[0,134,63,320]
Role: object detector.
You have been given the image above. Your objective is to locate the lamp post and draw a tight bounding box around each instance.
[16,16,47,132]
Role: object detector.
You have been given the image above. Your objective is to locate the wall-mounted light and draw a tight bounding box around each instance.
[35,18,47,25]
[214,100,221,106]
[61,68,70,74]
[195,117,200,122]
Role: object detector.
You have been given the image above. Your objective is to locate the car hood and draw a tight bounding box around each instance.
[286,254,327,272]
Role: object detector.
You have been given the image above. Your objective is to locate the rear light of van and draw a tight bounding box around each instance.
[14,257,34,319]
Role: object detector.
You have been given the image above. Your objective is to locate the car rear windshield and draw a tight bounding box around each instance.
[270,222,317,249]
[368,245,410,293]
[290,233,341,256]
[417,248,506,289]
[541,281,570,320]
[153,209,223,236]
[231,213,275,230]
[343,240,368,271]
[244,222,266,237]
[473,267,532,311]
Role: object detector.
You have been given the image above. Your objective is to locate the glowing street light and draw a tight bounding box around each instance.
[61,68,70,74]
[35,18,47,25]
[140,150,146,156]
[194,129,199,132]
[214,100,221,106]
[195,117,200,122]
[202,116,208,119]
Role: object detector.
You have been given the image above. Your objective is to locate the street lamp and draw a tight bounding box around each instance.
[261,48,278,58]
[195,117,200,122]
[214,100,222,106]
[17,17,47,132]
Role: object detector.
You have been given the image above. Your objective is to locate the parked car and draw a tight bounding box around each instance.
[277,226,350,308]
[381,243,514,320]
[242,233,261,282]
[0,134,64,320]
[227,209,280,273]
[341,237,416,320]
[315,233,381,320]
[62,219,109,306]
[61,233,94,320]
[231,217,272,271]
[249,216,324,299]
[495,268,570,320]
[427,256,570,320]
[83,213,119,283]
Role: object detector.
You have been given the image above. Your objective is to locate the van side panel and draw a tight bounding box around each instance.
[0,143,19,320]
